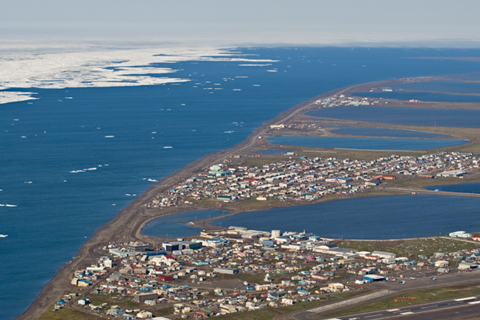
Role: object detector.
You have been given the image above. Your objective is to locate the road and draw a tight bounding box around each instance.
[385,187,480,199]
[323,296,480,320]
[274,271,480,320]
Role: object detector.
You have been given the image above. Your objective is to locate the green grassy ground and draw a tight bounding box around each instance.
[216,291,362,320]
[338,238,478,257]
[39,306,103,320]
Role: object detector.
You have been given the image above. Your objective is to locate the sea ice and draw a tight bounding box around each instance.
[0,47,277,105]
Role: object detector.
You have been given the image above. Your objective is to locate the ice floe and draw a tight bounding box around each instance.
[0,47,278,104]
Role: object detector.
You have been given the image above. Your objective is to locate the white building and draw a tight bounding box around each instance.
[449,231,472,238]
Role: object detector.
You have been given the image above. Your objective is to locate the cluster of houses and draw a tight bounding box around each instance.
[62,226,480,319]
[314,94,374,107]
[146,151,480,208]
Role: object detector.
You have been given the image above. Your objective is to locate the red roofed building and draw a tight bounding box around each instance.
[372,174,396,180]
[158,275,174,282]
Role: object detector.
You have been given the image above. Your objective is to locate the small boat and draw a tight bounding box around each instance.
[105,135,115,138]
[0,234,8,238]
[164,146,173,149]
[5,204,17,207]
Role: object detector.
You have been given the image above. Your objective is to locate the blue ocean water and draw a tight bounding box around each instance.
[306,106,480,128]
[328,126,447,138]
[425,183,480,194]
[3,47,480,319]
[142,210,230,238]
[210,194,480,239]
[267,136,465,151]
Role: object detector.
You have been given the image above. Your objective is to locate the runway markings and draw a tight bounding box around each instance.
[468,300,480,305]
[455,296,476,301]
[400,311,414,315]
[386,308,399,312]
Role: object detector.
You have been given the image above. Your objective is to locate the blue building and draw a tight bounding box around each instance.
[363,275,386,283]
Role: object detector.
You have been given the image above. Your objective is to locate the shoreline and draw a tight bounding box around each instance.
[18,75,480,319]
[18,74,360,320]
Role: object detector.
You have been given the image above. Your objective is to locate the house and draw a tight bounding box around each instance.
[435,260,449,268]
[437,268,449,274]
[158,275,174,282]
[133,292,158,303]
[472,235,480,241]
[371,251,396,259]
[213,267,239,275]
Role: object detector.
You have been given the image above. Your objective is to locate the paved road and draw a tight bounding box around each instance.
[275,271,480,320]
[385,187,480,199]
[323,296,480,320]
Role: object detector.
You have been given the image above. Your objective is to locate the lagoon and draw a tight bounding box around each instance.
[142,210,230,238]
[425,182,480,194]
[210,195,480,239]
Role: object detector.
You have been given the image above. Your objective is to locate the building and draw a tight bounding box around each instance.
[133,292,158,303]
[372,174,396,180]
[371,251,396,259]
[458,262,478,270]
[435,260,449,268]
[437,268,449,274]
[325,177,352,183]
[363,275,386,283]
[437,170,466,177]
[213,267,239,275]
[271,230,281,238]
[449,231,472,238]
[162,242,186,251]
[126,241,149,252]
[158,275,174,282]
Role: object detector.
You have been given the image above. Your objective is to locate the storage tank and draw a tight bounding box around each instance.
[271,230,281,238]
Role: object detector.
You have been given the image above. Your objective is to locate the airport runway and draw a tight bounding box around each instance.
[323,296,480,320]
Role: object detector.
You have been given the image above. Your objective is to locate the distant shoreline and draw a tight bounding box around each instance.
[18,74,480,319]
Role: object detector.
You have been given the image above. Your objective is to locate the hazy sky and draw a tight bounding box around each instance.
[2,0,479,47]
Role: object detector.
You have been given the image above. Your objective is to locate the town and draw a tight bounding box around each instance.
[41,89,480,320]
[146,151,479,209]
[58,226,480,319]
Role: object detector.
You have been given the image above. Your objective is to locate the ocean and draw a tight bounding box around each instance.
[2,47,480,319]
